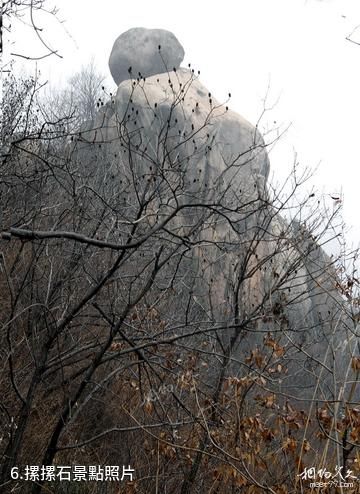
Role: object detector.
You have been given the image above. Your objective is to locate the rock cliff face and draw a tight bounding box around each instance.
[75,29,357,402]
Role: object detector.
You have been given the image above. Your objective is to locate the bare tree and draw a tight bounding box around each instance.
[1,59,359,494]
[1,0,61,62]
[38,59,107,134]
[67,59,106,123]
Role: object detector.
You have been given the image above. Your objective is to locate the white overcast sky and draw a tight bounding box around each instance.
[4,0,360,249]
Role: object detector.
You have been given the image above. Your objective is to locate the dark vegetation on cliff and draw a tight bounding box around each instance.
[1,3,360,493]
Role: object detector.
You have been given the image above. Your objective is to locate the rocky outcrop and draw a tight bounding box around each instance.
[109,27,185,86]
[75,29,357,403]
[88,68,269,196]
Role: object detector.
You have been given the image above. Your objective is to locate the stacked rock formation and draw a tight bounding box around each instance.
[75,28,357,402]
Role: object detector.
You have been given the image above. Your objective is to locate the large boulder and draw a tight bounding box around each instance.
[109,27,185,86]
